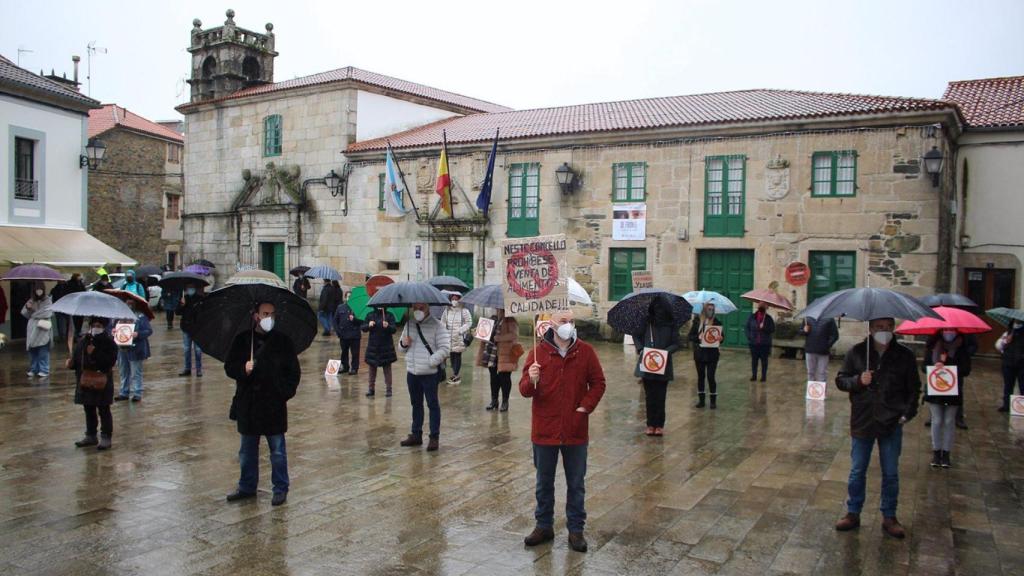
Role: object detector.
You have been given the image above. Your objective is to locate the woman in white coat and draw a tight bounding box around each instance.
[440,291,472,384]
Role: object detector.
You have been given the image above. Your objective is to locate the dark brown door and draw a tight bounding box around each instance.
[964,268,1016,353]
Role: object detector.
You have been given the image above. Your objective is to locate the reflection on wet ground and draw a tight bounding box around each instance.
[1,325,1022,575]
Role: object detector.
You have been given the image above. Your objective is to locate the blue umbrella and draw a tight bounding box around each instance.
[51,291,134,319]
[607,289,693,336]
[987,307,1024,326]
[682,290,738,314]
[460,284,503,309]
[304,265,342,281]
[367,281,449,308]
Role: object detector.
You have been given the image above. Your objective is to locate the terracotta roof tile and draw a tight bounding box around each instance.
[179,66,510,114]
[347,89,955,152]
[89,104,184,142]
[944,76,1024,128]
[0,53,99,110]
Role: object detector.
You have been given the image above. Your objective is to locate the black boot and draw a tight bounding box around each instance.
[930,450,941,468]
[695,393,705,408]
[940,451,951,468]
[499,399,509,412]
[710,394,717,410]
[400,434,422,447]
[486,399,499,411]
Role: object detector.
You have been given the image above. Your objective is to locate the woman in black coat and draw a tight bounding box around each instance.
[69,317,118,450]
[923,330,972,468]
[634,295,680,436]
[362,308,398,397]
[688,302,724,409]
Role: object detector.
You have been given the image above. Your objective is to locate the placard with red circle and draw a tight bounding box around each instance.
[1010,395,1024,417]
[113,323,135,347]
[805,381,827,401]
[325,359,341,376]
[926,365,959,396]
[474,318,495,342]
[640,347,668,375]
[785,262,810,287]
[535,319,554,338]
[700,326,722,348]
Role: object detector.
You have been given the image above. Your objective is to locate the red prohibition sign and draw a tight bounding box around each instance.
[1011,396,1024,414]
[643,349,666,372]
[703,326,722,344]
[506,248,559,300]
[928,368,955,393]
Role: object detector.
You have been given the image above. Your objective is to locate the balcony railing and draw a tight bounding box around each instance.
[14,178,38,201]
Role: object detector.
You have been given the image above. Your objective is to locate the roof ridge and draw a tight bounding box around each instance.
[947,74,1024,85]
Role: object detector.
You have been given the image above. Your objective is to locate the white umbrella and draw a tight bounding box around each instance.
[567,278,593,306]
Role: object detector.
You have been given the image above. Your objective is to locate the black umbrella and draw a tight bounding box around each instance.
[191,259,216,269]
[367,282,450,308]
[920,293,979,309]
[289,266,310,278]
[796,287,943,322]
[180,283,317,362]
[158,271,210,292]
[134,265,163,278]
[607,289,693,336]
[429,275,469,292]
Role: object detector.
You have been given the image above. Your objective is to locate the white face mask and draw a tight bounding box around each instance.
[942,331,957,342]
[259,317,274,333]
[90,327,104,336]
[451,300,461,308]
[35,290,44,297]
[872,331,893,346]
[186,288,196,296]
[556,322,575,341]
[413,310,426,322]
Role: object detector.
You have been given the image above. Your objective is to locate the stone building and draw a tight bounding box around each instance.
[178,12,962,348]
[87,104,185,267]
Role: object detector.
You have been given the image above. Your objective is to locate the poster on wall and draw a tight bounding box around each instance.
[612,203,646,241]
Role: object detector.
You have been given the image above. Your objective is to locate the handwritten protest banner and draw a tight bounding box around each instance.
[631,270,653,291]
[501,234,568,315]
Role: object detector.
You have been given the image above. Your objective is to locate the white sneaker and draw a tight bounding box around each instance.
[37,372,49,378]
[26,371,35,377]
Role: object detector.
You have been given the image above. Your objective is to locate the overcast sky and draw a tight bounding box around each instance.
[4,0,1022,122]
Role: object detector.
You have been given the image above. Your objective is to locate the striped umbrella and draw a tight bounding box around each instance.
[225,269,288,290]
[304,265,342,281]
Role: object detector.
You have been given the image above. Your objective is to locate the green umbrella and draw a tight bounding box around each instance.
[347,286,406,322]
[986,307,1024,326]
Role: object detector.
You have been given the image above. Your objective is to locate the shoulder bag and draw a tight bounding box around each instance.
[415,323,446,382]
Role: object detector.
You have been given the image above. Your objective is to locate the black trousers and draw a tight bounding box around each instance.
[489,366,512,401]
[165,308,175,327]
[696,360,718,395]
[450,352,463,376]
[643,379,667,427]
[340,338,361,372]
[750,344,770,379]
[84,405,112,437]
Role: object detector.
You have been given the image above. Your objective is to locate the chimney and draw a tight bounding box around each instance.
[72,55,80,84]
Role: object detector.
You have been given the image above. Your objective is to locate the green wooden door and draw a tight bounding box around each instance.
[609,248,647,301]
[260,242,285,280]
[697,249,755,347]
[435,252,474,290]
[808,251,856,305]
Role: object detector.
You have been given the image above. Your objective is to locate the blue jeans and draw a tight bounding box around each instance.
[183,332,202,373]
[117,350,143,397]
[318,311,332,334]
[238,434,289,496]
[534,443,588,532]
[847,427,902,517]
[407,372,441,437]
[28,345,50,375]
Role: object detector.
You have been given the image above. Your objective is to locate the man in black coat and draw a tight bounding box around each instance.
[224,301,302,507]
[834,317,920,540]
[333,292,363,375]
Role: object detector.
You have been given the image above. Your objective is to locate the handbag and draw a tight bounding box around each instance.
[37,318,52,331]
[77,339,108,391]
[415,323,446,382]
[462,332,474,347]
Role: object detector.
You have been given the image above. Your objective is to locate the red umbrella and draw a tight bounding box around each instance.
[741,288,795,311]
[895,306,992,335]
[365,274,394,297]
[103,289,155,320]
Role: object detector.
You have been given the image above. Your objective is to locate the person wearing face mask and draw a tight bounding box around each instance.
[362,306,398,397]
[178,283,205,377]
[398,302,450,451]
[113,299,153,402]
[223,301,302,507]
[996,320,1024,412]
[21,282,54,378]
[440,292,473,385]
[520,309,606,553]
[688,303,723,409]
[332,291,363,375]
[634,295,680,436]
[835,317,921,539]
[476,309,523,411]
[121,270,147,299]
[922,329,970,468]
[745,304,775,382]
[67,317,118,450]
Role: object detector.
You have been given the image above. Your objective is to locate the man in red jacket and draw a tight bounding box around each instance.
[519,309,606,553]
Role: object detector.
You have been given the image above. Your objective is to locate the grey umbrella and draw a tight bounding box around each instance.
[367,282,450,308]
[51,291,134,319]
[429,275,469,292]
[304,265,342,281]
[920,293,979,309]
[460,284,503,309]
[158,271,210,292]
[797,287,943,322]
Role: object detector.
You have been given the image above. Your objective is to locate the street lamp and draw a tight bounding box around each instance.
[324,169,342,196]
[923,146,944,188]
[79,137,106,170]
[555,162,579,194]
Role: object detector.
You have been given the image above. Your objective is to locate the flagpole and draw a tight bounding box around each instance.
[442,129,452,218]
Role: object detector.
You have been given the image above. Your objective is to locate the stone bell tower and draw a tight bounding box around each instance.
[186,9,277,103]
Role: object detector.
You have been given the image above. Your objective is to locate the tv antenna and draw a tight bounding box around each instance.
[86,41,107,96]
[17,47,33,67]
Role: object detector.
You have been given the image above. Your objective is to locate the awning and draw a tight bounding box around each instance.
[0,226,137,267]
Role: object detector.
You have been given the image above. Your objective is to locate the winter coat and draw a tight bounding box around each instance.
[633,322,680,382]
[224,329,302,436]
[332,303,363,340]
[21,297,53,350]
[122,273,147,299]
[519,331,606,446]
[474,317,523,372]
[803,318,839,355]
[179,292,203,317]
[71,332,117,406]
[362,309,398,367]
[160,290,180,312]
[997,328,1024,367]
[115,313,153,361]
[836,340,921,439]
[399,315,450,376]
[292,277,310,298]
[688,316,723,363]
[319,284,342,313]
[745,312,775,347]
[922,335,973,407]
[441,306,473,353]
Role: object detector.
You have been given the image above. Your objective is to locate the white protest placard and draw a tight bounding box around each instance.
[806,381,827,401]
[113,322,135,347]
[474,318,495,342]
[926,365,959,397]
[612,203,646,241]
[501,234,569,316]
[631,270,653,291]
[325,359,342,377]
[699,325,723,348]
[1010,395,1024,417]
[639,347,669,375]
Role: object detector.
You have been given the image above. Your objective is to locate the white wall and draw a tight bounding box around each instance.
[355,91,460,142]
[0,94,87,228]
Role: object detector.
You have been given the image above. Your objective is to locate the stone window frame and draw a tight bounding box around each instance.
[166,143,182,164]
[703,154,746,238]
[811,150,858,197]
[9,125,46,225]
[263,114,282,157]
[609,247,647,301]
[165,193,181,220]
[612,162,647,202]
[378,173,386,211]
[507,162,540,238]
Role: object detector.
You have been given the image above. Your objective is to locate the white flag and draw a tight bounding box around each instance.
[385,146,411,218]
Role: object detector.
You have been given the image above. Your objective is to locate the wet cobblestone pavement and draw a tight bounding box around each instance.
[1,325,1023,575]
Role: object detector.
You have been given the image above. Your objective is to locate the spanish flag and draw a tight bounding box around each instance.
[436,130,453,217]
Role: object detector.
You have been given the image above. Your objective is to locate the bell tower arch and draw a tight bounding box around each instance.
[186,9,278,102]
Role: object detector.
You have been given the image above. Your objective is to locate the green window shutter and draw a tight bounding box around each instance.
[507,163,539,238]
[808,251,857,305]
[812,151,857,197]
[263,115,282,157]
[609,248,647,301]
[704,155,745,237]
[378,173,385,211]
[612,162,646,202]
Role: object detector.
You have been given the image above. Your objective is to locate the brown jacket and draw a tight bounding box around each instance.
[475,317,523,373]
